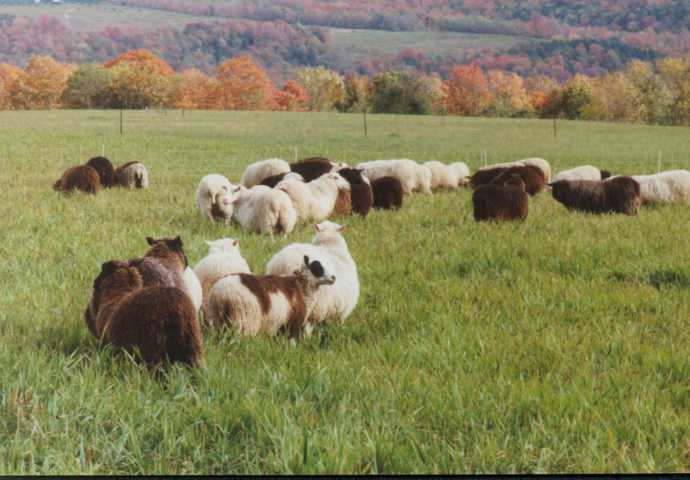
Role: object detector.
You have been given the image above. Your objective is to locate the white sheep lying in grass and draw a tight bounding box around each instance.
[423,161,470,190]
[193,238,252,317]
[241,158,290,188]
[226,185,298,236]
[196,174,234,223]
[266,221,359,327]
[479,157,551,182]
[207,255,336,338]
[183,267,203,313]
[553,165,610,182]
[357,159,432,195]
[276,172,351,223]
[625,170,690,205]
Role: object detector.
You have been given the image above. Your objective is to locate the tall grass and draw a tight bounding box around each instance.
[0,111,689,473]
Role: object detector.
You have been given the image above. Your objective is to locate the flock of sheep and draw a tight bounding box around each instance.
[53,154,690,368]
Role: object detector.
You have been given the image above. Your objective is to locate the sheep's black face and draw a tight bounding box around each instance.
[550,181,568,201]
[309,260,324,278]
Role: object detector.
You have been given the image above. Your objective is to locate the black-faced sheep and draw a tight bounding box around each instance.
[290,157,334,182]
[85,260,203,368]
[207,255,336,338]
[550,176,641,215]
[196,174,234,223]
[337,168,373,217]
[85,156,115,188]
[472,174,529,222]
[53,165,101,195]
[371,176,404,210]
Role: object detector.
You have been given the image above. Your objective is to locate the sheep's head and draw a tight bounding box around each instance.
[295,255,335,287]
[337,168,367,185]
[145,235,189,268]
[501,174,527,191]
[600,170,612,180]
[205,238,241,255]
[548,180,570,201]
[315,221,346,234]
[326,172,351,190]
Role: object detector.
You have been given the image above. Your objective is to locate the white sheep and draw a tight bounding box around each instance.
[114,161,149,189]
[266,221,359,326]
[206,255,336,338]
[450,162,471,186]
[276,172,351,223]
[628,170,690,205]
[193,238,252,317]
[357,159,432,195]
[241,158,290,188]
[183,267,203,313]
[553,165,606,182]
[228,185,298,236]
[423,161,470,190]
[479,157,551,182]
[196,174,234,223]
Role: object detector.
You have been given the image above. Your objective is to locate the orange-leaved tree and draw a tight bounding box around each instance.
[104,49,175,77]
[0,63,23,109]
[104,50,175,109]
[172,68,216,110]
[443,65,491,116]
[211,56,277,111]
[9,56,73,110]
[487,69,531,116]
[274,80,309,111]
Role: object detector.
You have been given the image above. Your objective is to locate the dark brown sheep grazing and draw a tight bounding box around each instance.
[470,167,509,190]
[85,260,203,368]
[550,176,641,215]
[337,168,373,217]
[260,172,290,188]
[128,236,188,290]
[290,157,333,182]
[472,165,546,196]
[86,156,115,188]
[600,170,612,180]
[472,175,529,222]
[53,165,101,194]
[371,176,404,210]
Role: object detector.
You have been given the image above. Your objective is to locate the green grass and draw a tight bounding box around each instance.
[1,110,690,474]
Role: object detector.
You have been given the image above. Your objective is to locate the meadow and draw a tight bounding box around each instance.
[0,110,689,474]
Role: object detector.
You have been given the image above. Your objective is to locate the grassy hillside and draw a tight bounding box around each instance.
[1,111,690,473]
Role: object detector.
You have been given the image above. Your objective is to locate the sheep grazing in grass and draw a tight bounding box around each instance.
[114,161,149,189]
[183,267,203,313]
[472,174,529,222]
[478,157,551,182]
[85,260,203,368]
[290,157,335,182]
[553,165,611,183]
[241,158,290,188]
[85,156,115,188]
[423,161,470,190]
[357,159,432,195]
[371,176,404,209]
[550,176,641,215]
[260,172,304,188]
[333,184,352,217]
[276,172,351,223]
[129,236,188,291]
[266,221,359,327]
[337,168,373,217]
[196,174,234,223]
[626,170,690,205]
[207,255,336,338]
[471,165,546,196]
[227,185,298,236]
[53,165,101,195]
[193,238,252,317]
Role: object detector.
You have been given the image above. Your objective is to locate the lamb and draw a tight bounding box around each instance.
[114,161,149,189]
[550,176,641,215]
[227,184,298,236]
[337,168,373,217]
[471,165,546,196]
[85,260,203,368]
[193,238,252,317]
[478,157,551,182]
[472,174,529,222]
[276,172,351,223]
[206,255,336,338]
[266,221,359,326]
[196,174,234,223]
[357,159,432,195]
[423,161,470,190]
[260,172,304,188]
[553,165,611,183]
[53,165,101,195]
[85,156,115,188]
[241,158,290,188]
[625,170,690,205]
[290,157,335,182]
[371,176,404,209]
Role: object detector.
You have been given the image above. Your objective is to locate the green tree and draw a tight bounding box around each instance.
[62,64,114,109]
[370,72,431,114]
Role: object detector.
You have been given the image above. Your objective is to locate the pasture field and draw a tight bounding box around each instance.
[1,110,690,474]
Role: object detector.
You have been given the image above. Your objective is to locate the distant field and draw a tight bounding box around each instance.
[0,4,211,31]
[1,111,690,474]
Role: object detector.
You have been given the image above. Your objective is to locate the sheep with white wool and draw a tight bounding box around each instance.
[183,267,203,313]
[553,165,611,182]
[196,174,234,223]
[193,238,252,317]
[241,158,290,188]
[266,221,359,326]
[357,159,432,195]
[276,172,351,223]
[227,184,298,236]
[625,170,690,205]
[479,157,551,182]
[207,255,336,338]
[423,161,470,190]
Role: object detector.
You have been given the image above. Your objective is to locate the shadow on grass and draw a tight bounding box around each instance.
[609,269,690,290]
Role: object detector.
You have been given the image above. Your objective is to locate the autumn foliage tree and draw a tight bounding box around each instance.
[212,56,277,111]
[105,50,175,109]
[0,63,22,110]
[274,80,309,111]
[62,64,115,109]
[104,49,175,77]
[443,65,492,116]
[171,68,216,110]
[487,70,531,116]
[295,67,344,112]
[9,56,73,110]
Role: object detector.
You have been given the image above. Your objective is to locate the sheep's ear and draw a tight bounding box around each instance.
[303,255,310,266]
[146,236,156,246]
[314,224,321,232]
[233,185,242,193]
[169,236,183,250]
[100,260,121,276]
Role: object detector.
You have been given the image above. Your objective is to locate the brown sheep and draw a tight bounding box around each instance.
[128,236,188,290]
[333,186,352,216]
[472,174,529,222]
[549,176,641,215]
[371,176,404,210]
[600,170,613,180]
[113,161,149,189]
[337,168,373,217]
[290,157,334,182]
[53,165,101,195]
[470,167,509,190]
[472,165,546,196]
[85,156,115,188]
[85,260,203,368]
